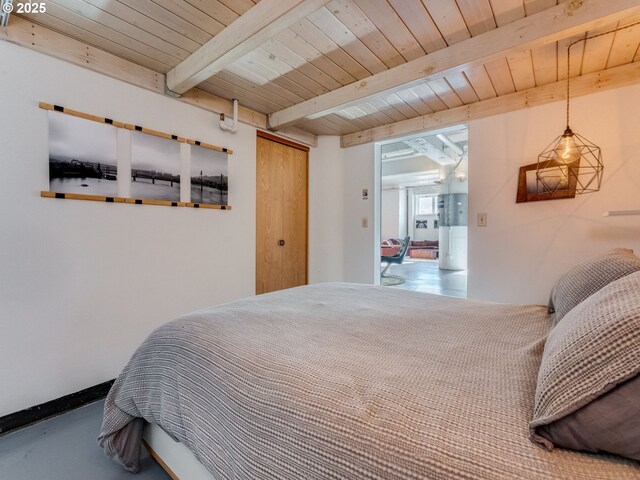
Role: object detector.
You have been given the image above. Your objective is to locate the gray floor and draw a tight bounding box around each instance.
[0,400,170,480]
[382,259,467,297]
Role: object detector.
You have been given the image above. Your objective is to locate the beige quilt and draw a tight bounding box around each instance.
[100,283,640,478]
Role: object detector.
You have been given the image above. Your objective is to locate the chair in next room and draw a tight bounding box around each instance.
[381,236,410,277]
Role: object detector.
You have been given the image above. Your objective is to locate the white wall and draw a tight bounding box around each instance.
[381,188,409,241]
[308,136,344,283]
[468,83,640,304]
[414,215,438,241]
[310,138,377,285]
[381,189,401,240]
[0,42,339,416]
[410,188,439,241]
[398,188,408,239]
[342,143,377,284]
[339,85,640,300]
[0,42,255,416]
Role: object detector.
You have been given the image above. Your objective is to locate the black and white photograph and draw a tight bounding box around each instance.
[190,145,228,205]
[131,131,181,202]
[48,111,118,196]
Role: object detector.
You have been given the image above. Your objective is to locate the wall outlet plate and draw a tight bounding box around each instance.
[362,188,368,199]
[362,217,368,228]
[477,213,488,227]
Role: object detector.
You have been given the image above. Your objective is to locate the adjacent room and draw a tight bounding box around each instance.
[1,1,640,479]
[379,126,468,297]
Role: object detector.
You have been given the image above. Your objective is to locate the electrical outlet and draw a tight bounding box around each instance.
[361,217,368,228]
[477,213,488,227]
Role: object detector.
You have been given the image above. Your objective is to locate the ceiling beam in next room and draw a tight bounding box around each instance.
[166,0,331,95]
[268,0,640,130]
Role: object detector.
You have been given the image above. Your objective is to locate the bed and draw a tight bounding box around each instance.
[99,282,640,479]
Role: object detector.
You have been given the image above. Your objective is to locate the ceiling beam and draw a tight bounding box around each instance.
[340,60,640,148]
[1,16,318,147]
[166,0,330,95]
[269,0,640,130]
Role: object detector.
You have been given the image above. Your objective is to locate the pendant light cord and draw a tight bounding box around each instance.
[565,20,640,129]
[566,41,571,129]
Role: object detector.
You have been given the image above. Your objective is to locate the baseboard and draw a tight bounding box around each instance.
[0,379,115,436]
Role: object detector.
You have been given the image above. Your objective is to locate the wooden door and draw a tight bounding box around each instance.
[256,132,308,294]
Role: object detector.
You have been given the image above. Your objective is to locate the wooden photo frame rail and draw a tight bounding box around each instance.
[39,102,233,154]
[39,102,125,128]
[41,192,233,210]
[40,102,233,210]
[124,123,187,144]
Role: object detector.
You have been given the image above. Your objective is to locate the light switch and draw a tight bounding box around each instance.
[362,217,369,228]
[477,213,487,227]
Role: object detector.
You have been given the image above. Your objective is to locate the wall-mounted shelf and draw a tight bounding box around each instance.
[603,210,640,217]
[39,102,232,153]
[185,202,230,210]
[41,192,230,210]
[41,191,124,203]
[123,198,185,207]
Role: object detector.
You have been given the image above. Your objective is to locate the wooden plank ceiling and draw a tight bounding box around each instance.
[17,0,640,137]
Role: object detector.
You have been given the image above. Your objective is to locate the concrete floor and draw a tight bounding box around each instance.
[382,259,467,298]
[0,400,170,480]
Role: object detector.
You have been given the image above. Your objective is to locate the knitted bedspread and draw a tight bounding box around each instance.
[99,283,640,479]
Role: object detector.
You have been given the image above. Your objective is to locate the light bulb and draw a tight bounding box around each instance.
[555,131,580,164]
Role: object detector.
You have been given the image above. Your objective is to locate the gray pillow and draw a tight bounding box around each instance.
[531,271,640,460]
[535,376,640,460]
[548,248,640,323]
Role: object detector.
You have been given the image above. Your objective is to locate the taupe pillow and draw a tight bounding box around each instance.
[548,248,640,323]
[535,376,640,460]
[531,271,640,460]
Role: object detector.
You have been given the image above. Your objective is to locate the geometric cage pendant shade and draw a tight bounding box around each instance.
[531,22,637,197]
[536,127,603,195]
[535,20,640,197]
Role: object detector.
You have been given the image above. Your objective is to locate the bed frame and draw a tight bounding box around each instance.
[143,422,214,480]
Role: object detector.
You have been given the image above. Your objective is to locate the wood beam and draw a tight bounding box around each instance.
[166,0,330,94]
[276,126,319,148]
[2,16,165,95]
[179,88,267,129]
[340,61,640,147]
[269,0,640,130]
[1,16,318,147]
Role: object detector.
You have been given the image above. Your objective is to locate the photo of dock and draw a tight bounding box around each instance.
[191,145,228,206]
[48,111,118,196]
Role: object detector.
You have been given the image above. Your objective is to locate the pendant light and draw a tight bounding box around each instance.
[534,25,637,196]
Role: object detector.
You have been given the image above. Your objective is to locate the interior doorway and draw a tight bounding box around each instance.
[377,126,468,298]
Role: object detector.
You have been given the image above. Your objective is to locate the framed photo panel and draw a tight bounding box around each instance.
[131,131,181,202]
[190,145,228,206]
[42,102,232,209]
[48,111,118,196]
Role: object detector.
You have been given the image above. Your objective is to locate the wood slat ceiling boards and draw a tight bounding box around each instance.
[10,0,640,144]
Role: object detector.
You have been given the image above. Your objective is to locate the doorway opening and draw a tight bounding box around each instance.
[377,126,468,298]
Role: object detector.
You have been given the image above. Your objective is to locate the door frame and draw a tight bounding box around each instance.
[257,130,311,153]
[375,124,469,292]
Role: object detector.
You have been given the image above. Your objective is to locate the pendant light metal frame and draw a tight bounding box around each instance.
[534,23,640,196]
